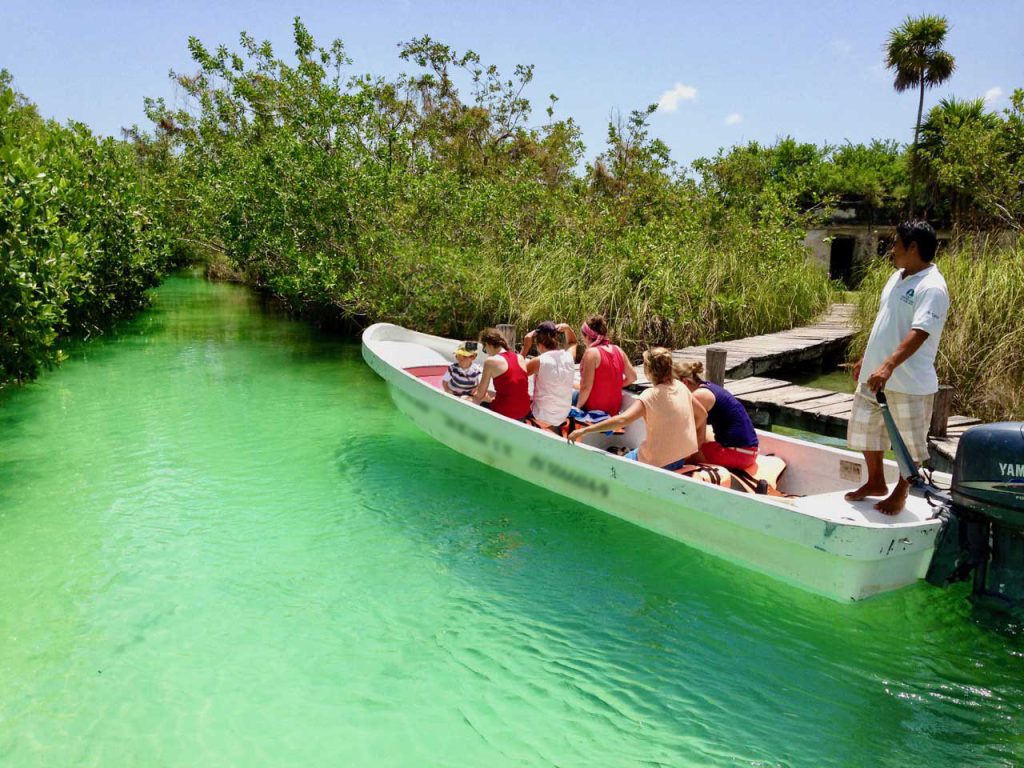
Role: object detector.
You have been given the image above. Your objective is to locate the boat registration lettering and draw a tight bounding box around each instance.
[528,455,609,498]
[441,413,513,456]
[394,389,433,414]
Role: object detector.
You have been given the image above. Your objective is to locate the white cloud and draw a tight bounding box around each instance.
[725,112,743,126]
[657,82,698,113]
[984,86,1003,105]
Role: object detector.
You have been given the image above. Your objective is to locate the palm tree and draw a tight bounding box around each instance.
[918,97,998,156]
[885,14,956,212]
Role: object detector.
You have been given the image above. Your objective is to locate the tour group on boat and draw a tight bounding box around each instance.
[363,221,951,602]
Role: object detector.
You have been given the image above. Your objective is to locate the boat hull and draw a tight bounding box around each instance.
[362,324,941,602]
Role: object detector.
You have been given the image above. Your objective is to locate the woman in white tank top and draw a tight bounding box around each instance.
[522,321,578,426]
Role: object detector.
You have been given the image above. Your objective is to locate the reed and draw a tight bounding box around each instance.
[352,205,834,358]
[852,235,1024,421]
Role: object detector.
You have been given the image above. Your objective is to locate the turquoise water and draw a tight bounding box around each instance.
[1,276,1022,767]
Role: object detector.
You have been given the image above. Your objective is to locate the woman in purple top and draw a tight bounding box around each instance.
[674,360,759,470]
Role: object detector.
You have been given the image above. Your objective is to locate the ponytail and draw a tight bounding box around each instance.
[673,359,704,384]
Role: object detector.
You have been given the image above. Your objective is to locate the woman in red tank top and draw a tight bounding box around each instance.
[576,315,637,415]
[470,328,532,420]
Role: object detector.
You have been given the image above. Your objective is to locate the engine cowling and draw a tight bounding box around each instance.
[926,423,1024,613]
[952,422,1024,528]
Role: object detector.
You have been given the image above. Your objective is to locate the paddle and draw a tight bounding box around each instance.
[874,390,924,487]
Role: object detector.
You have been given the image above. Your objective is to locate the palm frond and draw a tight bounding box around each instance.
[925,51,956,86]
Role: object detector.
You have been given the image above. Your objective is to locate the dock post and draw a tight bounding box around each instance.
[930,384,954,437]
[706,347,727,386]
[497,323,517,351]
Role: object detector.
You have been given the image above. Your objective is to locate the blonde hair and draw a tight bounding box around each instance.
[643,347,675,385]
[673,359,704,383]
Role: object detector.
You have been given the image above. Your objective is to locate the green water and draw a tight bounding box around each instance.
[2,277,1022,767]
[790,368,857,395]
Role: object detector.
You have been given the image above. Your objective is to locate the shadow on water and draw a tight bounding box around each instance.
[334,421,1024,766]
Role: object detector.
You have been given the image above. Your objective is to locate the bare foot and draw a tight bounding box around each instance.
[874,487,908,515]
[844,483,889,501]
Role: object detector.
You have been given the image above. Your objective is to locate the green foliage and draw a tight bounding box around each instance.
[693,106,1024,231]
[852,237,1024,421]
[0,72,172,386]
[884,14,957,208]
[140,21,833,353]
[917,92,1024,229]
[693,137,909,219]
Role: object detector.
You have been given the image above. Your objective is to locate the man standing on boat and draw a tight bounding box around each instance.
[845,220,949,514]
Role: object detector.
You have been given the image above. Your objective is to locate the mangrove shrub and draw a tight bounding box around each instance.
[0,73,172,386]
[137,20,833,353]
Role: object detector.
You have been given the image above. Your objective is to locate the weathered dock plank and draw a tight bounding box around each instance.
[671,303,857,380]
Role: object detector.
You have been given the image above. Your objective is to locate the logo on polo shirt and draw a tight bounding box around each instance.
[899,287,916,306]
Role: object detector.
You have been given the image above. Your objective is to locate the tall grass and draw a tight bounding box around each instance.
[336,206,833,358]
[852,236,1024,421]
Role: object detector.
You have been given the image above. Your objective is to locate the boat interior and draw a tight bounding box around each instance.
[369,329,944,528]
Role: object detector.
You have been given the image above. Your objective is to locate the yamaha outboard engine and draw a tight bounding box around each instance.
[927,423,1024,613]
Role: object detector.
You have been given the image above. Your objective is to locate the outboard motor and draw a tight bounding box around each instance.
[927,423,1024,613]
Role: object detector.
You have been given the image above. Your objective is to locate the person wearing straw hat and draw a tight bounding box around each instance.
[442,340,483,397]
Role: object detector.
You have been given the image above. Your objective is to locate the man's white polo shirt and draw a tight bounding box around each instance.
[859,264,949,395]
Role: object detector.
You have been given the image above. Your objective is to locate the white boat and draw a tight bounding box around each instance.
[362,323,948,602]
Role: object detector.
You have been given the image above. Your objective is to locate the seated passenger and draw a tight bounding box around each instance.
[674,360,759,470]
[575,314,637,416]
[442,341,483,396]
[521,321,577,430]
[568,347,700,471]
[471,328,532,421]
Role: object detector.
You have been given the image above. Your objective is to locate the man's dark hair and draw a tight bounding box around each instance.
[895,220,938,262]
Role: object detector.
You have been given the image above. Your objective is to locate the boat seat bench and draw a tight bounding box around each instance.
[405,364,449,390]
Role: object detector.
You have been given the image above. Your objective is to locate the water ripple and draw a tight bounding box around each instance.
[2,277,1023,767]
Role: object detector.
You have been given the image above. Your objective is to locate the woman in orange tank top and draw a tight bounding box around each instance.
[569,347,706,471]
[575,315,637,415]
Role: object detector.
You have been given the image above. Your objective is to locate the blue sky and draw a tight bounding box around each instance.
[2,0,1021,166]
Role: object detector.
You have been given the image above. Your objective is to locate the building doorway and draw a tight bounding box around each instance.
[829,237,856,288]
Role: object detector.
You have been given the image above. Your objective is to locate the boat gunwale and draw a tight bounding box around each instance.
[362,322,944,534]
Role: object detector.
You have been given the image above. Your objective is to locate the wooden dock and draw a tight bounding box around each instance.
[719,376,978,471]
[672,303,857,379]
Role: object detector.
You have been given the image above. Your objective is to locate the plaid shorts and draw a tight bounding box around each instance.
[847,384,934,462]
